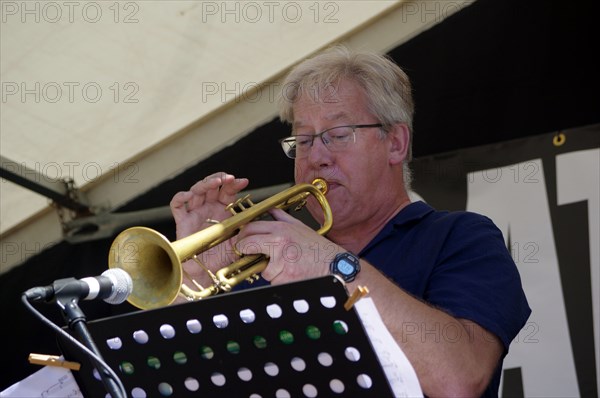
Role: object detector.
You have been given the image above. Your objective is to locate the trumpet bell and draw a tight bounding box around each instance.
[109,178,332,310]
[109,226,182,309]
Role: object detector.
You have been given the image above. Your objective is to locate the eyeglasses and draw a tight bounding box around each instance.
[279,124,383,159]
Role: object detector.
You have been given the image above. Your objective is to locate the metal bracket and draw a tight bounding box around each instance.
[2,156,297,243]
[63,207,173,243]
[63,183,294,243]
[1,155,91,214]
[0,155,94,233]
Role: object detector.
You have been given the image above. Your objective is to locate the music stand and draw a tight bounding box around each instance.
[59,276,394,397]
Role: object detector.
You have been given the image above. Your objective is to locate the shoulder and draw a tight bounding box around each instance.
[398,201,501,240]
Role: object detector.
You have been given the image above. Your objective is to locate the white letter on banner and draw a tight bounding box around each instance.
[466,159,579,396]
[557,148,600,393]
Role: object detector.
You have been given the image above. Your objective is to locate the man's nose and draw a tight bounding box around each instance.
[306,136,333,166]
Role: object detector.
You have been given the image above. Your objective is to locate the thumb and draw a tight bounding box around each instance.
[268,208,304,224]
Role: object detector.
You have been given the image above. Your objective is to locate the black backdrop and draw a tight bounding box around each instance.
[2,0,599,393]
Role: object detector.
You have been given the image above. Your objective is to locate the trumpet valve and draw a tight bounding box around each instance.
[245,274,260,284]
[226,202,238,215]
[226,194,254,215]
[242,195,254,208]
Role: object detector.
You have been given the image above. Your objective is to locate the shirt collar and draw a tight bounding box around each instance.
[359,201,434,256]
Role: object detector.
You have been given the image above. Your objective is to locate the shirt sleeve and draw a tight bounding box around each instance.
[424,212,531,351]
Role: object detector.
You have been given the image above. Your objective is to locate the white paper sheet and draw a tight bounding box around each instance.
[355,297,424,397]
[1,364,83,398]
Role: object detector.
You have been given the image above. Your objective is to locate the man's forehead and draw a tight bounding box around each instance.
[290,79,367,127]
[293,111,351,129]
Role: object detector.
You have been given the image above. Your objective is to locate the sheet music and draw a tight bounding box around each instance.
[355,297,423,397]
[1,364,83,398]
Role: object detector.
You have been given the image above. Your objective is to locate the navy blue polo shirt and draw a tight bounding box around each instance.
[359,201,531,397]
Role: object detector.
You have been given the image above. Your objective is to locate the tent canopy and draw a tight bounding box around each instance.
[1,0,473,274]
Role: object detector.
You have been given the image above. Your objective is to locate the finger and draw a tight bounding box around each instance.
[203,174,231,202]
[236,220,278,240]
[189,172,235,194]
[206,174,249,204]
[261,261,284,282]
[235,233,271,256]
[219,177,249,203]
[170,191,193,210]
[170,192,197,221]
[193,175,230,202]
[268,208,305,225]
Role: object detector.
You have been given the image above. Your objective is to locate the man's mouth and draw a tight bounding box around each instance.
[324,181,340,193]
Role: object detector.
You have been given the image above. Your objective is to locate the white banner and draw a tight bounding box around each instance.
[411,124,599,396]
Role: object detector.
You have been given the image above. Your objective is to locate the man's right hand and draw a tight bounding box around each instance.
[170,172,249,239]
[169,173,249,299]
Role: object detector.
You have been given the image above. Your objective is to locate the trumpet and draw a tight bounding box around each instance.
[108,179,332,310]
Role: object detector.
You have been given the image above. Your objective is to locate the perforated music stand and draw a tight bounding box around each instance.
[59,276,394,397]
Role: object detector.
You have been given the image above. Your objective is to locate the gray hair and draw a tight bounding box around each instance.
[278,45,415,186]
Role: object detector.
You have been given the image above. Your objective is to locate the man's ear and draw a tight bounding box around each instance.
[387,123,410,165]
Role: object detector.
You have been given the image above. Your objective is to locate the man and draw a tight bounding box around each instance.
[170,46,531,397]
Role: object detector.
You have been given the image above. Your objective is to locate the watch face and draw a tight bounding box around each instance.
[337,259,355,276]
[331,252,360,282]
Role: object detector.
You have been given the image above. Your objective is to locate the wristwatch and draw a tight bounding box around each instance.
[330,252,361,282]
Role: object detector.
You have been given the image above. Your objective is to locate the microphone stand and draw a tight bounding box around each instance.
[57,296,124,398]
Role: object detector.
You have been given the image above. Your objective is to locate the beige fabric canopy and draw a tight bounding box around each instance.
[0,0,473,274]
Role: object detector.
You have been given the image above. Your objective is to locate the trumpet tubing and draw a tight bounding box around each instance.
[109,179,332,310]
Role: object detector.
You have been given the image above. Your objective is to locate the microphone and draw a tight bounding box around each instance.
[24,268,133,305]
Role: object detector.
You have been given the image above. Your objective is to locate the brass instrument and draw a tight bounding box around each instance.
[108,179,332,310]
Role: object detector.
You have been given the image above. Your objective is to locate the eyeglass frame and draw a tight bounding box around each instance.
[278,123,384,159]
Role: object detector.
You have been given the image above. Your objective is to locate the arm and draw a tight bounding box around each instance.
[346,262,504,397]
[236,209,505,397]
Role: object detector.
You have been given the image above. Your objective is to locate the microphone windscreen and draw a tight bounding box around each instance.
[101,268,133,305]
